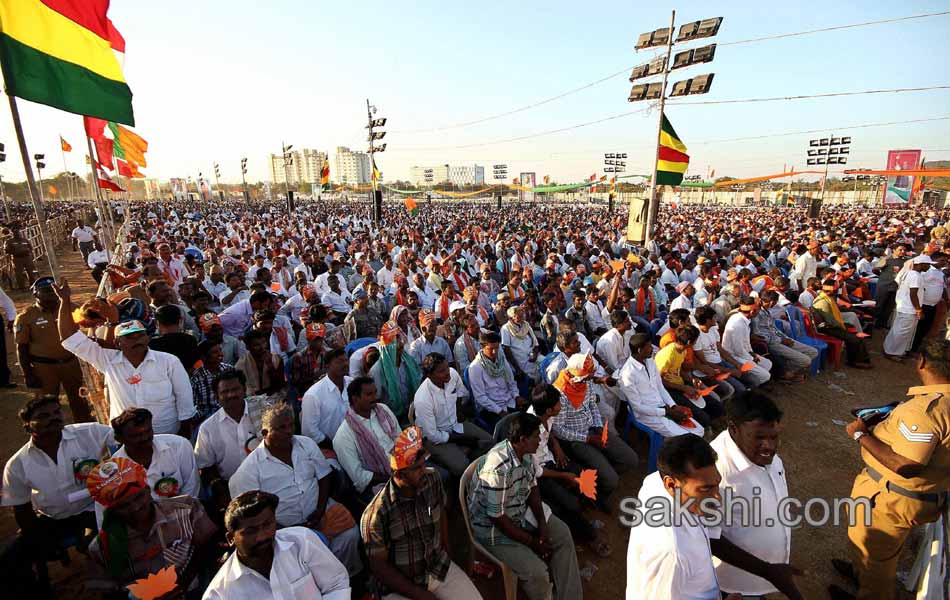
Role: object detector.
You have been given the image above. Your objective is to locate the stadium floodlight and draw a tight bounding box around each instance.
[621,153,627,158]
[807,159,817,166]
[841,136,852,144]
[669,73,715,97]
[807,149,818,157]
[635,27,672,50]
[819,138,829,146]
[828,147,839,155]
[839,147,850,155]
[606,153,615,159]
[676,17,723,42]
[671,43,717,70]
[605,167,615,173]
[809,140,820,147]
[628,82,664,102]
[629,55,668,81]
[817,148,827,155]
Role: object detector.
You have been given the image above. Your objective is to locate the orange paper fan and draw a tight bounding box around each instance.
[740,362,756,373]
[600,425,608,447]
[576,469,598,500]
[714,372,731,381]
[696,385,717,397]
[127,565,177,600]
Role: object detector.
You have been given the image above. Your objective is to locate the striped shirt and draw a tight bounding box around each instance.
[467,440,538,546]
[361,470,450,589]
[550,385,604,443]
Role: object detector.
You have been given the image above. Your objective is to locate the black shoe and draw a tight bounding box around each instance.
[831,558,859,587]
[828,584,856,600]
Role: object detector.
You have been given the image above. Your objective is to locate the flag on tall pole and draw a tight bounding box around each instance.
[371,157,380,183]
[404,196,419,216]
[60,136,72,152]
[0,0,134,124]
[96,166,124,192]
[655,113,689,186]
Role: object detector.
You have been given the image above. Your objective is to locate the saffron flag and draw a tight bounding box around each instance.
[321,158,330,188]
[655,113,689,186]
[60,136,72,152]
[108,122,147,167]
[372,158,381,183]
[404,196,419,216]
[0,0,134,124]
[543,175,550,184]
[599,175,607,182]
[48,184,57,195]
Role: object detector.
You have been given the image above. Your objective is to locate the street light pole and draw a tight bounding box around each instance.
[643,10,676,246]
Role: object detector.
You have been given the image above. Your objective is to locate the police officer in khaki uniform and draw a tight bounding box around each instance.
[830,338,950,600]
[14,277,93,423]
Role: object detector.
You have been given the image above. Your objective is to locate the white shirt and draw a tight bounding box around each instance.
[315,271,348,296]
[920,266,946,306]
[693,326,723,365]
[2,423,114,518]
[203,278,229,304]
[413,371,465,444]
[895,269,922,314]
[86,248,110,267]
[376,266,396,290]
[203,526,350,600]
[617,357,675,419]
[0,286,15,323]
[798,289,816,309]
[670,293,694,313]
[229,435,333,527]
[321,289,352,314]
[348,342,379,378]
[194,403,262,480]
[62,332,196,434]
[332,404,399,492]
[71,225,96,243]
[711,430,790,595]
[626,471,721,600]
[113,434,199,500]
[301,375,351,445]
[792,253,817,290]
[584,300,607,332]
[219,288,251,309]
[721,313,755,364]
[596,328,632,374]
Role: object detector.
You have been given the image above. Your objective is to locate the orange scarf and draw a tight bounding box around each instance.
[636,287,655,320]
[553,370,588,409]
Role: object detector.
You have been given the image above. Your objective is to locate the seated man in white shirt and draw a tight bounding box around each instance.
[413,353,491,477]
[194,370,262,516]
[229,402,362,576]
[2,396,114,594]
[301,348,352,449]
[618,333,702,437]
[625,434,803,600]
[333,377,403,503]
[797,277,821,309]
[595,309,635,375]
[56,278,197,437]
[711,392,792,598]
[205,490,351,600]
[468,331,523,431]
[321,274,353,322]
[721,298,773,388]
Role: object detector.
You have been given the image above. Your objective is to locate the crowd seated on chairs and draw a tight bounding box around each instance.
[22,198,950,600]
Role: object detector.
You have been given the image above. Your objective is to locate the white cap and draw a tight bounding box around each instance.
[913,254,934,265]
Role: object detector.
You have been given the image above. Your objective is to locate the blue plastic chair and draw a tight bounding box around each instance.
[344,336,376,357]
[785,306,826,375]
[623,408,663,474]
[538,351,561,384]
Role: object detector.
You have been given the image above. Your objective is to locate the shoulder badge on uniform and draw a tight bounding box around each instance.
[898,420,934,443]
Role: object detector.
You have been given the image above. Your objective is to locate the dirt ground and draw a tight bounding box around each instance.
[0,247,924,599]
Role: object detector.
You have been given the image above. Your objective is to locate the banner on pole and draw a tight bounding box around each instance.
[883,149,922,205]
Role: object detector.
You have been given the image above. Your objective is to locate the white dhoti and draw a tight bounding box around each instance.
[741,356,772,387]
[635,411,704,437]
[883,312,918,356]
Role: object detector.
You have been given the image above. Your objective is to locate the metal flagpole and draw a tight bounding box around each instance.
[644,9,676,247]
[60,143,74,202]
[85,135,114,245]
[8,95,60,279]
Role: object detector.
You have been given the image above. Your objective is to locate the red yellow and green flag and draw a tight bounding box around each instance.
[0,0,134,125]
[321,158,330,189]
[404,196,419,216]
[655,113,689,186]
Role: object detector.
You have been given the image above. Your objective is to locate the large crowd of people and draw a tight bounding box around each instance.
[2,197,949,600]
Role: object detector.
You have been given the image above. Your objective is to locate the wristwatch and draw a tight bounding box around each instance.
[853,431,867,442]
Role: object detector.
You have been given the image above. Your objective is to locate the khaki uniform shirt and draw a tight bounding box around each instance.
[863,384,950,492]
[14,304,73,360]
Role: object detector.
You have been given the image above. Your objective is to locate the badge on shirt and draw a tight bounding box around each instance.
[154,476,180,497]
[127,374,142,385]
[35,318,48,326]
[72,458,99,484]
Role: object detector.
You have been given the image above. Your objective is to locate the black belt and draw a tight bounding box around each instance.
[31,356,77,365]
[865,466,947,504]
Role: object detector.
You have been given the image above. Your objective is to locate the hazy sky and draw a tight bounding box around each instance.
[2,0,949,185]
